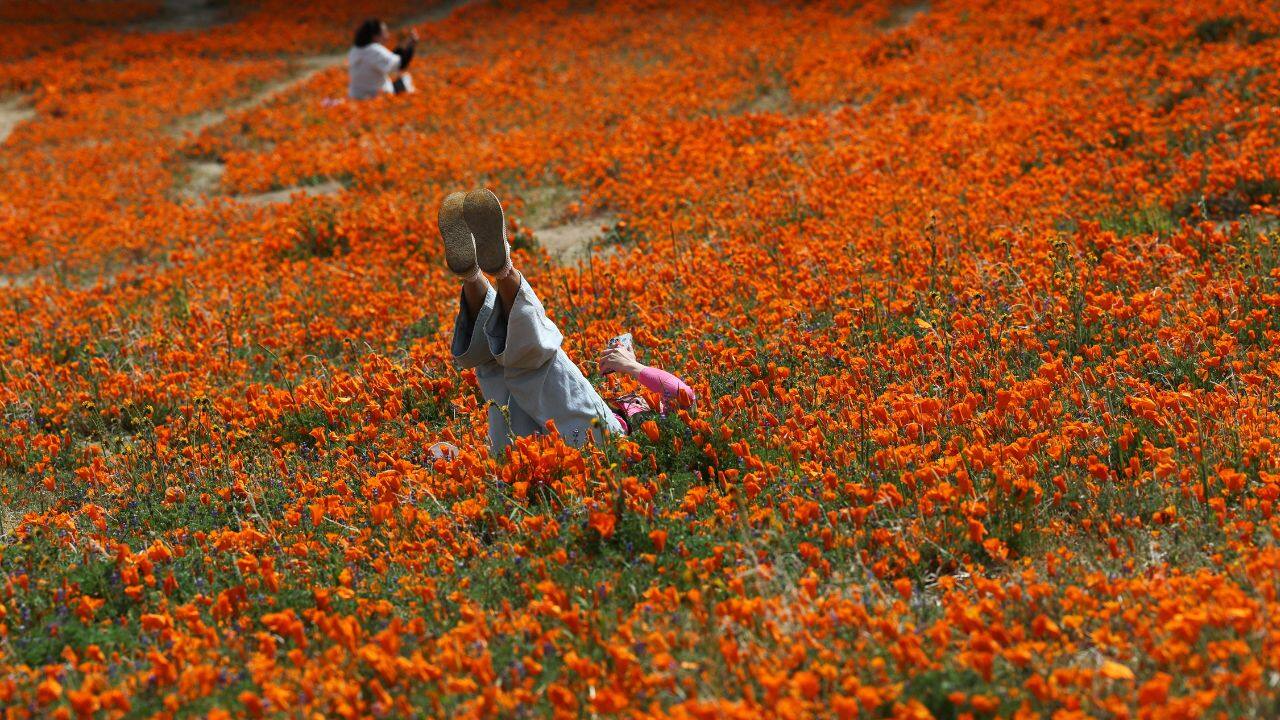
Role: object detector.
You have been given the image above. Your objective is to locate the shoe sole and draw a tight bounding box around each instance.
[437,191,476,275]
[463,188,511,274]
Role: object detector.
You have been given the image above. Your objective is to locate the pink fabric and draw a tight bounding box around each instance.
[637,367,696,409]
[609,366,696,434]
[610,395,651,434]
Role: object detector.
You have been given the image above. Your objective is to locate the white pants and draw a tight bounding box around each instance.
[452,279,623,457]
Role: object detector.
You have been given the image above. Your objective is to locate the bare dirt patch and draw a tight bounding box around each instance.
[181,160,226,197]
[131,0,232,33]
[735,82,793,115]
[1,504,27,540]
[519,184,582,228]
[1215,214,1280,235]
[883,1,929,29]
[513,183,620,264]
[0,275,33,289]
[534,213,619,264]
[0,95,35,145]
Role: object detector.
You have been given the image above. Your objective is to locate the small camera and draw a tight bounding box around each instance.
[602,333,632,374]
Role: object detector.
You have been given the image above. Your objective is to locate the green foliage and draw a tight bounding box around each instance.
[284,204,351,259]
[511,226,541,255]
[903,668,998,719]
[1099,205,1177,237]
[1193,15,1244,43]
[600,220,641,249]
[275,404,339,448]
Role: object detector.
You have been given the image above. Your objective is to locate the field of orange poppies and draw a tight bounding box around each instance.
[1,0,1279,717]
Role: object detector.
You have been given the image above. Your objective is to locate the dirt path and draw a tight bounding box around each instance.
[0,95,35,145]
[1,504,29,541]
[884,1,929,28]
[534,214,620,263]
[6,0,236,144]
[132,0,231,33]
[514,184,621,264]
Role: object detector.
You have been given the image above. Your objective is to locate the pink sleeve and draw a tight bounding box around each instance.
[637,367,696,407]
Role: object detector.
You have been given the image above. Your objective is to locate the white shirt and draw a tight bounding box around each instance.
[347,43,401,100]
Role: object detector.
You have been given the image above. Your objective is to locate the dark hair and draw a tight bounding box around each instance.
[353,18,384,47]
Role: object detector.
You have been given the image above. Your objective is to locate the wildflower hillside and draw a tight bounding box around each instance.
[1,0,1279,717]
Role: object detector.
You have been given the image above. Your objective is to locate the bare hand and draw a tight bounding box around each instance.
[408,29,420,43]
[598,344,643,376]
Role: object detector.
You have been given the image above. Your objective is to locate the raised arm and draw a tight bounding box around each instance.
[393,43,415,70]
[637,366,696,408]
[598,344,696,409]
[393,29,419,70]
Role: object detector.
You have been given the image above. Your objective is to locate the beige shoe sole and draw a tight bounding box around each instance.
[437,191,477,275]
[463,188,511,274]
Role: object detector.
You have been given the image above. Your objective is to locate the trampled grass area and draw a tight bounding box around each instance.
[1,0,1280,717]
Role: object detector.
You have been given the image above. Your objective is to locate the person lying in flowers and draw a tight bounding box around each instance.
[439,189,695,457]
[348,18,418,99]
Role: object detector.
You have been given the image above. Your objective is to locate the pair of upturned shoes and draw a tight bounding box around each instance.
[438,188,513,280]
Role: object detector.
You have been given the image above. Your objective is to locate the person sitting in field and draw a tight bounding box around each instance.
[439,189,695,457]
[348,18,418,100]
